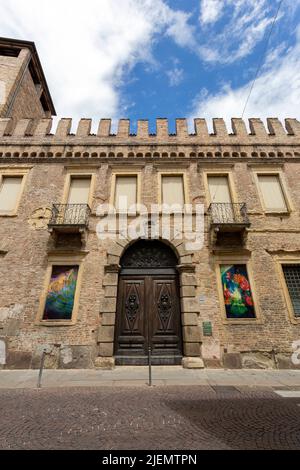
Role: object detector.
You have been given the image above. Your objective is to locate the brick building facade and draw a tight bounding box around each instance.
[0,37,299,370]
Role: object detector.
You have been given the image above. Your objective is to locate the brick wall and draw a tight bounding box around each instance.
[0,48,46,123]
[0,117,299,370]
[8,68,46,122]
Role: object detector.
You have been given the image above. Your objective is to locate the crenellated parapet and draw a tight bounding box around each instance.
[0,117,299,146]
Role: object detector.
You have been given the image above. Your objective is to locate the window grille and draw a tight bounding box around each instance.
[283,265,300,317]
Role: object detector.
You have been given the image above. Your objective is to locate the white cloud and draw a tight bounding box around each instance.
[166,67,184,87]
[0,0,194,122]
[0,0,295,126]
[166,10,195,47]
[189,28,300,127]
[198,0,274,64]
[199,0,224,25]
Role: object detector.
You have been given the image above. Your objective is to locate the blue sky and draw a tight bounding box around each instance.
[0,0,300,133]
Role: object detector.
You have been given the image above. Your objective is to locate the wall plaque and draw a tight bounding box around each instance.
[203,321,212,336]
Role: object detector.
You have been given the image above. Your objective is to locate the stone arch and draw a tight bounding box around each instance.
[120,238,178,268]
[118,237,181,266]
[115,239,182,365]
[98,237,203,369]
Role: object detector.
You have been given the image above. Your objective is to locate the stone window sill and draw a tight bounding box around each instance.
[0,213,18,217]
[264,211,291,216]
[223,318,264,325]
[289,317,300,325]
[37,321,76,327]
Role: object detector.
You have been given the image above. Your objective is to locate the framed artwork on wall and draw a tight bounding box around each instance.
[42,265,79,321]
[220,264,256,319]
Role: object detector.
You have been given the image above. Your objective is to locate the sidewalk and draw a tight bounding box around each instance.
[0,366,300,389]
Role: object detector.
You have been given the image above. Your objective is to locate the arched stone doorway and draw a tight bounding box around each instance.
[114,240,183,365]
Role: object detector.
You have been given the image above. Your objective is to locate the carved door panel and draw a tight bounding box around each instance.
[114,277,146,360]
[149,276,182,358]
[115,274,182,364]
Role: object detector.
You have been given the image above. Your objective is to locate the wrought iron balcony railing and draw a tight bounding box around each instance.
[208,203,250,227]
[48,204,91,229]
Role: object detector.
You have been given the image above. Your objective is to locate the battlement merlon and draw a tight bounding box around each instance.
[0,117,300,146]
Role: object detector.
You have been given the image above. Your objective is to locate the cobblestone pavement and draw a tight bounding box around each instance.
[0,386,300,450]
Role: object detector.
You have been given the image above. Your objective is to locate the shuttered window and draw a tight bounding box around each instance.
[162,175,185,206]
[257,175,287,211]
[208,175,232,203]
[282,265,300,318]
[115,176,137,210]
[0,176,23,212]
[68,177,91,205]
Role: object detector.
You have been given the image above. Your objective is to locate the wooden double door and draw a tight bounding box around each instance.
[114,270,183,365]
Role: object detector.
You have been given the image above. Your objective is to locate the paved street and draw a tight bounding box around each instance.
[0,384,300,450]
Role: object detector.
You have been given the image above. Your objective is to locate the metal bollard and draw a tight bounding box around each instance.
[148,346,152,387]
[37,349,47,389]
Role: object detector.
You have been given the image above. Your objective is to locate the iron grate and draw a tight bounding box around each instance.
[283,265,300,317]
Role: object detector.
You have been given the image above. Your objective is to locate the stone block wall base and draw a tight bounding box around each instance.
[58,345,94,369]
[276,353,300,370]
[203,358,222,368]
[94,357,115,370]
[223,353,242,369]
[182,357,204,369]
[241,352,275,369]
[5,351,32,369]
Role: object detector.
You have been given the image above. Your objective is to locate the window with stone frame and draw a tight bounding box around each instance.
[207,175,232,203]
[0,175,23,213]
[161,175,185,206]
[282,264,300,318]
[114,175,137,210]
[257,174,288,212]
[67,176,91,205]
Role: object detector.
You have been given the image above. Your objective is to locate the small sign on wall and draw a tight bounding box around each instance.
[202,321,212,337]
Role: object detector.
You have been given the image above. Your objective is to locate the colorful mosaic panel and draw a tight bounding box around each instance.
[43,265,79,320]
[220,265,256,319]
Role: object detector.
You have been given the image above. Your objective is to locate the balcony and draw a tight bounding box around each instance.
[48,204,91,236]
[208,203,250,246]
